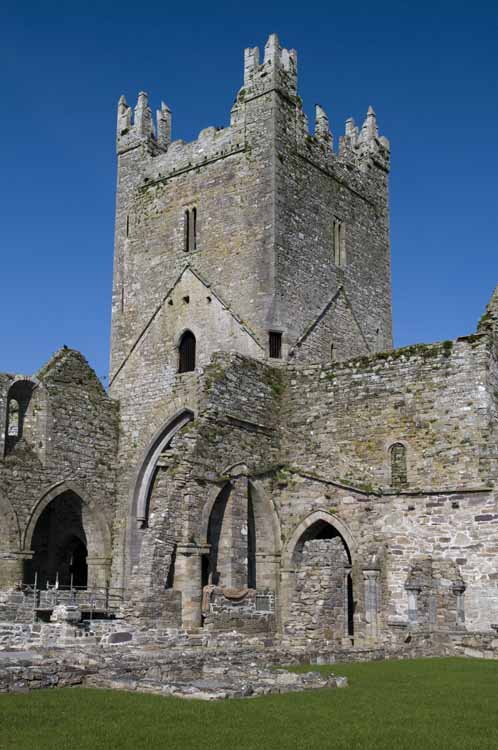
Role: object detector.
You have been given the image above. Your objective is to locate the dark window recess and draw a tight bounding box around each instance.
[184,209,190,251]
[269,331,282,359]
[192,207,197,250]
[390,443,408,487]
[333,218,346,267]
[178,330,196,372]
[184,208,197,252]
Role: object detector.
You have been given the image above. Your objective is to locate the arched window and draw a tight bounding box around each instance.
[390,443,407,487]
[178,330,196,373]
[5,380,35,455]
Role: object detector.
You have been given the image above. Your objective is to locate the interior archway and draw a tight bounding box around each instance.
[285,515,354,642]
[24,491,88,588]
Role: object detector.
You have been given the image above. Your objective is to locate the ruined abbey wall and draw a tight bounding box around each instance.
[0,349,118,591]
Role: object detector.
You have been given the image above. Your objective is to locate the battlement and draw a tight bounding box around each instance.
[116,34,389,181]
[117,92,171,155]
[243,33,298,97]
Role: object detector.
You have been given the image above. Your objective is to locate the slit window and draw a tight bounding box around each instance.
[178,330,196,373]
[184,208,197,252]
[390,443,407,487]
[269,331,282,359]
[333,218,346,267]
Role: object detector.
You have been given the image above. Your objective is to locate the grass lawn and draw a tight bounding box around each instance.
[1,658,497,750]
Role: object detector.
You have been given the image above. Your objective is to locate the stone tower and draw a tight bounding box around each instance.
[107,33,393,610]
[109,33,392,392]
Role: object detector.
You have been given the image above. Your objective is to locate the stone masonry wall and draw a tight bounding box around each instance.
[0,349,118,592]
[286,539,348,642]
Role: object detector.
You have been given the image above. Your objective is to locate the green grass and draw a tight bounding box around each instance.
[1,658,498,750]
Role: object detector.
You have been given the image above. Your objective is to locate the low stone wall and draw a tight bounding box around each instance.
[203,587,275,634]
[0,641,349,700]
[446,631,498,659]
[0,651,92,693]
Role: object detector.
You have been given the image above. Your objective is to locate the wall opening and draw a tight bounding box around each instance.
[288,518,354,640]
[24,491,88,589]
[178,330,196,372]
[4,380,36,456]
[269,331,282,359]
[333,218,346,268]
[390,442,408,487]
[184,208,197,252]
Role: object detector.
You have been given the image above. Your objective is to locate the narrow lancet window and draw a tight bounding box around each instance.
[184,208,197,252]
[333,218,346,267]
[192,207,197,251]
[269,331,282,359]
[390,443,407,487]
[178,330,196,372]
[184,209,190,252]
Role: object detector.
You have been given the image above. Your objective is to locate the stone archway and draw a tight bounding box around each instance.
[23,482,111,588]
[281,510,355,643]
[132,409,195,528]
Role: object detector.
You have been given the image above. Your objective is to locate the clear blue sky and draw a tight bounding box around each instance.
[2,1,497,382]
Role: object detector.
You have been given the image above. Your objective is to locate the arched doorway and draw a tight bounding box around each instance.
[284,515,354,643]
[205,482,255,590]
[24,491,89,588]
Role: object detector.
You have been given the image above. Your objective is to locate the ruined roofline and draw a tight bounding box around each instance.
[115,33,390,174]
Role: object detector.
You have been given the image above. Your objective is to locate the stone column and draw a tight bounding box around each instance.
[0,551,32,588]
[175,543,210,630]
[452,581,466,628]
[226,478,249,589]
[279,567,296,636]
[253,552,281,591]
[86,556,112,588]
[363,568,380,642]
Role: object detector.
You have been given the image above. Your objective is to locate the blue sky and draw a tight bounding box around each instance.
[2,1,497,381]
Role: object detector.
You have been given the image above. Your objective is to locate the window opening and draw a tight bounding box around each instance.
[333,218,346,267]
[390,443,407,487]
[178,330,196,373]
[184,208,197,252]
[184,209,190,252]
[192,207,197,251]
[269,331,282,359]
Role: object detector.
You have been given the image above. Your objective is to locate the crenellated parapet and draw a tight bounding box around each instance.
[243,33,297,99]
[339,106,390,172]
[116,92,172,156]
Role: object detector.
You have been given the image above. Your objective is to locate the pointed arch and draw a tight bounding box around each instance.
[282,508,355,569]
[23,480,111,561]
[132,408,195,526]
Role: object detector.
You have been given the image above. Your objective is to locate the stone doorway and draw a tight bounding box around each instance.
[285,519,354,643]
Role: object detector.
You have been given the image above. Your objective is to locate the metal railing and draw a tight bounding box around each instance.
[19,577,125,621]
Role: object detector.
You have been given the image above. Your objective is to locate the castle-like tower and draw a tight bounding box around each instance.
[109,33,392,392]
[4,34,497,652]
